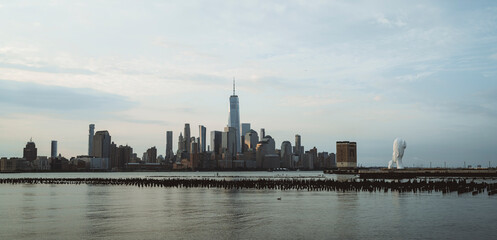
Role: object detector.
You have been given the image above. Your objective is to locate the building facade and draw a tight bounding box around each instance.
[336,141,357,168]
[228,79,241,153]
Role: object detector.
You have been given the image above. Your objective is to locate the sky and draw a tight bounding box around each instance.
[0,0,496,167]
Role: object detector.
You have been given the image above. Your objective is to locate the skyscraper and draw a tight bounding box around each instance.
[241,123,251,137]
[228,78,241,153]
[222,126,237,158]
[210,131,222,154]
[260,128,265,139]
[199,125,206,153]
[146,146,157,163]
[241,123,250,152]
[244,130,259,152]
[23,139,37,161]
[184,123,191,153]
[281,141,293,168]
[51,140,57,158]
[88,124,95,156]
[166,131,173,160]
[92,130,111,158]
[294,134,302,155]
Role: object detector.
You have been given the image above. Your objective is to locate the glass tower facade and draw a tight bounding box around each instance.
[228,79,241,153]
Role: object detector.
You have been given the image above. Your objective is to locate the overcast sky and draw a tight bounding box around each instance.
[1,0,496,167]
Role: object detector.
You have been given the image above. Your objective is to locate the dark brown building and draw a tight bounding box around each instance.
[336,141,357,168]
[23,140,37,161]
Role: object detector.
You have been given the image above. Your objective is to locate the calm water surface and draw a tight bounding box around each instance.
[1,172,496,240]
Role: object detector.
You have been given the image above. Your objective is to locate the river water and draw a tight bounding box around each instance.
[0,172,496,240]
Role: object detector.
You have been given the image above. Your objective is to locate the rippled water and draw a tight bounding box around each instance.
[1,172,496,240]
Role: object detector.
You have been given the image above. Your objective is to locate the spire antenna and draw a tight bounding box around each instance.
[233,77,236,95]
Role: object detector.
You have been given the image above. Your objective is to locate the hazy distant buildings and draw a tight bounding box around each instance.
[88,124,95,156]
[199,125,206,153]
[336,141,357,168]
[51,140,57,158]
[228,79,241,153]
[260,128,265,139]
[92,131,111,159]
[23,140,37,161]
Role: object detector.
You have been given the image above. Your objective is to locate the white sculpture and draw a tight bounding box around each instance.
[388,138,406,169]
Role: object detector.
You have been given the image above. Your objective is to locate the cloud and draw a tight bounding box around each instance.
[395,72,433,83]
[280,95,345,107]
[0,79,135,114]
[374,14,406,27]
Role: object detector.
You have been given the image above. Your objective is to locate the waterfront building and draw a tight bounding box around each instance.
[166,131,173,160]
[184,123,191,153]
[34,156,50,171]
[110,141,117,169]
[228,79,241,153]
[210,131,222,155]
[146,146,157,163]
[336,141,357,168]
[294,134,302,155]
[244,130,259,152]
[23,139,37,161]
[178,132,185,153]
[115,145,132,169]
[256,135,277,169]
[280,141,293,168]
[88,124,95,156]
[90,158,108,170]
[92,131,111,159]
[222,126,237,159]
[199,125,206,153]
[51,140,57,158]
[241,123,250,152]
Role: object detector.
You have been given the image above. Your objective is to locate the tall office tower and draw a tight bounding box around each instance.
[199,125,206,152]
[241,123,251,137]
[88,124,95,156]
[228,78,241,153]
[23,139,37,161]
[166,131,173,159]
[281,141,293,168]
[241,123,250,152]
[222,126,237,158]
[294,134,302,155]
[210,131,222,154]
[244,130,259,151]
[184,123,191,153]
[260,128,265,139]
[92,130,111,158]
[51,140,57,158]
[178,132,185,152]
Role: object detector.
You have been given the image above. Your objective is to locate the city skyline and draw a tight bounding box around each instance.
[0,1,496,167]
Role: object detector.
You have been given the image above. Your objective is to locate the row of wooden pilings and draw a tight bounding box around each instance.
[1,178,497,195]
